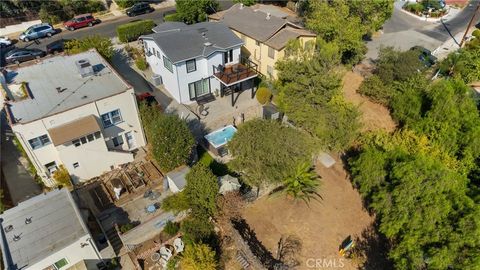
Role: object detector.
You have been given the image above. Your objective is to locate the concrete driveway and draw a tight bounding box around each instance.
[366,0,479,59]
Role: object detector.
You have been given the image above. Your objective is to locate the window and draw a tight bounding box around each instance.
[163,56,173,72]
[80,137,87,144]
[112,135,124,147]
[101,109,122,128]
[94,131,101,139]
[54,258,68,269]
[71,131,101,147]
[188,79,210,100]
[87,134,94,142]
[186,59,196,73]
[224,49,233,64]
[72,139,81,147]
[45,161,57,175]
[267,65,274,78]
[73,162,79,169]
[156,50,160,59]
[268,46,275,59]
[28,134,51,150]
[255,40,260,46]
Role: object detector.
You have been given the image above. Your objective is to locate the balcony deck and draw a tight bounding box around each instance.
[213,61,258,87]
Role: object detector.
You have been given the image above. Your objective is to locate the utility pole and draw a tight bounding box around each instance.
[459,1,480,48]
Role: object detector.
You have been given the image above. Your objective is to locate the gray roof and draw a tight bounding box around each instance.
[142,22,243,64]
[0,189,89,269]
[265,27,316,50]
[213,3,287,42]
[5,50,131,124]
[166,166,190,191]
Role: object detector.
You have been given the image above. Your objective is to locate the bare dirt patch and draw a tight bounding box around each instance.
[342,71,396,133]
[242,156,375,270]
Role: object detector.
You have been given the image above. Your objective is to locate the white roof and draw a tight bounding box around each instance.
[0,189,89,269]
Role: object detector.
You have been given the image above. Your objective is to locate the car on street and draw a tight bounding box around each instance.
[0,37,13,48]
[5,48,46,64]
[46,39,71,54]
[64,14,99,31]
[19,23,56,42]
[410,46,437,67]
[126,2,154,17]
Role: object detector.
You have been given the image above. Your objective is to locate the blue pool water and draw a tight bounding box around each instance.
[205,125,237,148]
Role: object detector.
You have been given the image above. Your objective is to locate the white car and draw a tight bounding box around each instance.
[0,36,13,48]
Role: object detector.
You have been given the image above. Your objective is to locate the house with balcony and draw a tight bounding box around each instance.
[0,189,105,270]
[140,21,258,107]
[209,3,316,79]
[1,50,146,186]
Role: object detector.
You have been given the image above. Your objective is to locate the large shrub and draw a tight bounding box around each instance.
[164,13,181,22]
[65,35,114,60]
[115,0,136,9]
[117,20,155,43]
[358,75,392,106]
[255,87,272,105]
[53,165,72,187]
[139,103,195,172]
[135,57,148,70]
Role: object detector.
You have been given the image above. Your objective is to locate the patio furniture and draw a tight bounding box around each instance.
[144,189,153,198]
[146,204,156,213]
[173,237,184,253]
[149,191,160,200]
[151,252,161,262]
[159,246,173,267]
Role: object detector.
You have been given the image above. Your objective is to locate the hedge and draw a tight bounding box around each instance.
[164,12,180,22]
[256,87,272,105]
[117,19,155,43]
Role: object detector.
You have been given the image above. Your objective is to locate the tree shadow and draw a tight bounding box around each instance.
[353,222,393,270]
[231,218,288,270]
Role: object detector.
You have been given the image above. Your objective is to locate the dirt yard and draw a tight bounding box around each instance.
[342,71,396,133]
[243,155,375,270]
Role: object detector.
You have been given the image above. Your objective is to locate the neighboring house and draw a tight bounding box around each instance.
[0,189,104,270]
[209,3,316,79]
[1,50,146,186]
[166,166,190,193]
[140,21,259,106]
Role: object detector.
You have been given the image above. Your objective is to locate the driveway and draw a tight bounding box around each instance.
[366,0,479,59]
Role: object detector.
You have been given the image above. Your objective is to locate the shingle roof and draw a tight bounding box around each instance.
[4,50,131,124]
[0,189,89,269]
[265,27,316,50]
[142,22,243,64]
[48,114,101,146]
[214,4,287,42]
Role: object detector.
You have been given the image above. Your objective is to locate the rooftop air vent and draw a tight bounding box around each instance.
[25,218,32,224]
[266,12,271,20]
[13,234,21,242]
[204,42,212,47]
[4,225,13,233]
[75,59,95,78]
[81,95,88,99]
[240,3,244,9]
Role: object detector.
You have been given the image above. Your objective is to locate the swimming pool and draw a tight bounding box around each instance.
[204,125,237,149]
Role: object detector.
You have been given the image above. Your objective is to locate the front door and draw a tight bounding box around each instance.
[125,132,136,149]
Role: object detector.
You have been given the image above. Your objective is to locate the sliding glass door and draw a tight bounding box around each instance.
[189,78,210,100]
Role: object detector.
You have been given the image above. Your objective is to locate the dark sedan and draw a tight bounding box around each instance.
[46,39,71,54]
[5,48,46,65]
[126,2,154,17]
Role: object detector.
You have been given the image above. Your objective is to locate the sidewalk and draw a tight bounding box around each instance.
[432,26,474,60]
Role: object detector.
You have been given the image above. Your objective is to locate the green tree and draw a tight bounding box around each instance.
[115,0,137,9]
[228,119,315,187]
[175,0,219,24]
[184,163,219,218]
[139,103,195,172]
[180,243,217,270]
[282,162,321,203]
[53,165,72,187]
[358,75,392,106]
[375,47,425,85]
[65,36,114,60]
[347,0,394,33]
[439,47,480,84]
[180,215,215,244]
[233,0,256,6]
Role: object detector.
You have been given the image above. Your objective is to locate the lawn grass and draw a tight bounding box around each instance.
[197,145,230,176]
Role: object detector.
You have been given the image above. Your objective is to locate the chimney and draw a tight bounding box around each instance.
[75,59,95,78]
[266,12,271,20]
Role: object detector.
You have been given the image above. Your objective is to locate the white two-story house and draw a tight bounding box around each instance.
[140,22,259,107]
[1,50,146,186]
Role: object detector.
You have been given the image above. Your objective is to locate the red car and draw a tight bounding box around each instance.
[64,14,98,31]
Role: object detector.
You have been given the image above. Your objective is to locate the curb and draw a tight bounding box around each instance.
[398,5,459,23]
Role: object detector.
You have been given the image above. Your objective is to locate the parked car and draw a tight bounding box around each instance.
[0,36,13,48]
[46,39,71,54]
[410,46,437,67]
[19,23,56,42]
[5,48,46,64]
[64,14,99,31]
[126,2,154,17]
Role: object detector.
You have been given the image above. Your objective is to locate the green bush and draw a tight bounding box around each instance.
[472,29,480,38]
[405,3,424,14]
[120,223,134,233]
[164,221,180,236]
[197,145,229,176]
[117,20,156,43]
[115,0,136,9]
[135,57,148,70]
[164,13,180,22]
[255,87,272,105]
[358,75,392,106]
[65,35,114,60]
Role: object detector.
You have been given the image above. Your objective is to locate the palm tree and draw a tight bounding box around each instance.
[282,162,321,203]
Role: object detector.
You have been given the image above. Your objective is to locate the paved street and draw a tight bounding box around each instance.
[366,0,479,59]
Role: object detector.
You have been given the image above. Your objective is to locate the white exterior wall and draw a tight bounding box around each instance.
[27,235,101,270]
[143,38,242,104]
[11,89,146,185]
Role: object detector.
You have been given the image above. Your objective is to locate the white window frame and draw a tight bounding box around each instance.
[101,109,123,128]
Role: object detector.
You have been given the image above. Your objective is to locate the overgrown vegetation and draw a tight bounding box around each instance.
[139,103,195,172]
[135,57,148,70]
[65,35,114,60]
[255,87,272,105]
[180,243,217,270]
[350,46,480,268]
[197,146,229,176]
[52,165,72,187]
[164,12,180,22]
[164,221,180,236]
[117,19,155,43]
[233,0,257,6]
[175,0,219,24]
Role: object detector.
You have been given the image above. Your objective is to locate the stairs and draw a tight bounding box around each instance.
[236,251,250,269]
[105,227,123,255]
